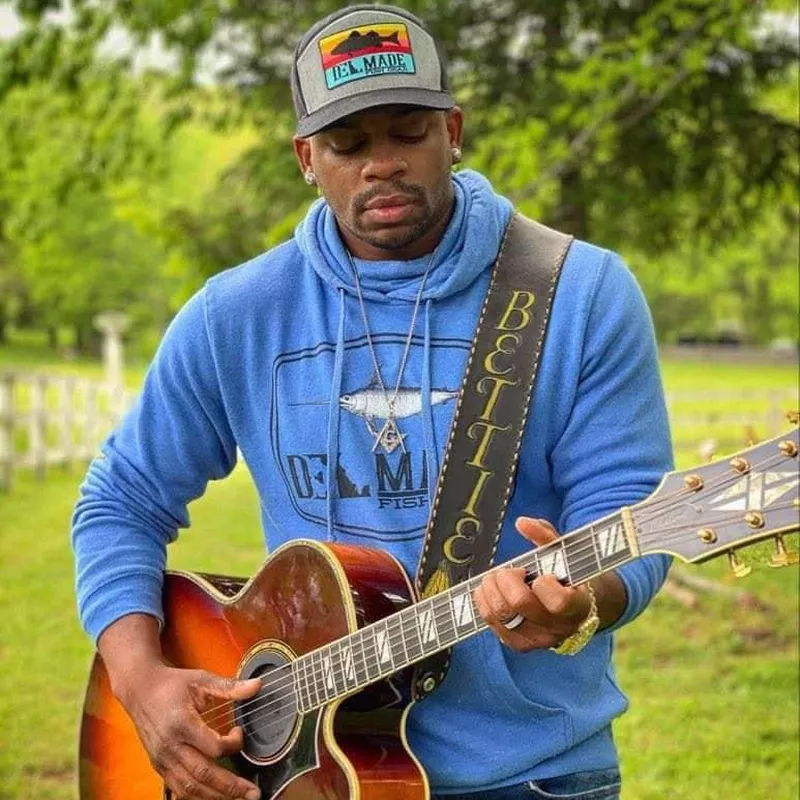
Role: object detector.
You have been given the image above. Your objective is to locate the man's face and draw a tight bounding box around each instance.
[294,106,464,260]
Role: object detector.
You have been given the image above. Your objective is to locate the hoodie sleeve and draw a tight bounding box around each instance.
[551,251,673,631]
[71,287,238,643]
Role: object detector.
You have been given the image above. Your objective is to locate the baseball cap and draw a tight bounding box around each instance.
[291,4,455,137]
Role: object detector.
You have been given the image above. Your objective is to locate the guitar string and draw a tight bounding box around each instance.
[199,445,795,725]
[634,446,796,522]
[200,482,800,731]
[196,442,796,725]
[627,448,793,522]
[198,446,798,729]
[197,448,797,727]
[202,498,800,739]
[200,496,800,732]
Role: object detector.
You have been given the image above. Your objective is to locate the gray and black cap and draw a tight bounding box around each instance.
[291,4,455,137]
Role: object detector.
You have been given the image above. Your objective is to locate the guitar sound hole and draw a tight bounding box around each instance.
[234,648,299,764]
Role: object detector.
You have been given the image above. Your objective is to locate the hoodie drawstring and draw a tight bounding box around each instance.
[326,288,346,541]
[421,299,439,506]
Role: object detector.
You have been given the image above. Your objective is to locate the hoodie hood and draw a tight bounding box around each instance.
[294,169,514,302]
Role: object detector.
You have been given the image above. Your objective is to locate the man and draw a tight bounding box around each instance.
[72,4,672,800]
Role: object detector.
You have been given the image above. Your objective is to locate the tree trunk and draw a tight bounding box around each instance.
[47,326,58,351]
[554,166,589,240]
[75,324,85,354]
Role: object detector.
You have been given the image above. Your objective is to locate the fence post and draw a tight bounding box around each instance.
[29,374,47,481]
[60,376,76,470]
[0,374,14,492]
[83,380,98,461]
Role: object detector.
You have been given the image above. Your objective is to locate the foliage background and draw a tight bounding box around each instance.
[0,1,797,798]
[0,0,797,356]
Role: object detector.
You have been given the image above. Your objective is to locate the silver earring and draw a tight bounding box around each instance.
[304,171,317,186]
[451,146,462,164]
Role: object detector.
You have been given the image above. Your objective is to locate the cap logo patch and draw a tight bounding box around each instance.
[319,23,416,89]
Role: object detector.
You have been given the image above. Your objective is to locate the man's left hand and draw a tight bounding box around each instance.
[473,517,593,652]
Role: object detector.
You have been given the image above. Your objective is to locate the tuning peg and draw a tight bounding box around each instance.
[728,550,752,579]
[769,536,799,568]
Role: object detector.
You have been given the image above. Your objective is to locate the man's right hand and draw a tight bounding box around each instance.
[116,662,263,800]
[98,613,262,800]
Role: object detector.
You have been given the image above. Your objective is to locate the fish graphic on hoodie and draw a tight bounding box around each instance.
[272,334,468,542]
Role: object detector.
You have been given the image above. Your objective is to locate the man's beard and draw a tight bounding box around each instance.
[347,178,452,252]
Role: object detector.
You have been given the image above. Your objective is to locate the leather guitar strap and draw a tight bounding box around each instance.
[412,213,573,699]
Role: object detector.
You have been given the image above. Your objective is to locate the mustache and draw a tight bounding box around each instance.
[353,180,426,213]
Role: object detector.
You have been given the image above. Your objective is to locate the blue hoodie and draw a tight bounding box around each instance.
[72,170,672,792]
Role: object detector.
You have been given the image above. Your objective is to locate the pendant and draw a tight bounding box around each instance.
[372,415,407,454]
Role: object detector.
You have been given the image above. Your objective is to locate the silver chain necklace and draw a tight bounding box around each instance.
[346,243,440,454]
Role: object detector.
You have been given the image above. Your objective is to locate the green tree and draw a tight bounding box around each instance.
[0,66,168,350]
[10,0,795,248]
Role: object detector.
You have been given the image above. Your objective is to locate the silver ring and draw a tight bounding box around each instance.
[500,613,526,631]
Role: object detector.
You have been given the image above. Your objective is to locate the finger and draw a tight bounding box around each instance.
[474,572,542,651]
[531,574,590,623]
[206,675,263,701]
[515,516,559,547]
[183,706,245,760]
[477,569,526,623]
[493,568,547,622]
[163,756,227,800]
[191,675,262,729]
[171,742,261,800]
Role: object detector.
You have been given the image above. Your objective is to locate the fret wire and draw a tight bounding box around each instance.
[315,649,327,702]
[396,609,410,665]
[322,648,334,702]
[361,627,377,683]
[343,638,356,690]
[445,592,458,637]
[354,628,368,686]
[339,640,351,692]
[331,643,344,695]
[589,523,602,573]
[309,651,321,705]
[301,653,312,707]
[290,660,302,714]
[326,643,338,696]
[561,539,573,584]
[298,659,310,714]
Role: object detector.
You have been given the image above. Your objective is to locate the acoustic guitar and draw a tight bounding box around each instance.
[79,427,799,799]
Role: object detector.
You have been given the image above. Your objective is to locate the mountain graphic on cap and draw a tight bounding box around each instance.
[331,29,401,56]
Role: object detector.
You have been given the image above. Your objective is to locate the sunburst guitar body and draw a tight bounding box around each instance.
[79,542,429,799]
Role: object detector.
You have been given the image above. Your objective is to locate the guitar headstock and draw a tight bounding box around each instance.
[633,426,799,573]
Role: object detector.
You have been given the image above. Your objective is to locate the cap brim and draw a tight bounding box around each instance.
[296,87,455,137]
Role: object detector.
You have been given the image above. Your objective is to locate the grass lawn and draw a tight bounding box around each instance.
[0,350,797,799]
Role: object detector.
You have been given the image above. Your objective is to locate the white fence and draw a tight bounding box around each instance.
[0,372,136,492]
[667,388,799,462]
[0,372,796,491]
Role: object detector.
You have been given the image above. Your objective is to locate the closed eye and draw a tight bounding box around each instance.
[395,133,426,144]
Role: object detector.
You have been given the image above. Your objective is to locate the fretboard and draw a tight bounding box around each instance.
[291,510,635,713]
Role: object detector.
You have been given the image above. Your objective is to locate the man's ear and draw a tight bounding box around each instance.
[293,135,313,176]
[445,106,464,150]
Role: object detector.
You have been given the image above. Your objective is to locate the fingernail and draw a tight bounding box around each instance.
[245,790,261,800]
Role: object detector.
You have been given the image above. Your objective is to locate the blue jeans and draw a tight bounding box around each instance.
[432,767,621,799]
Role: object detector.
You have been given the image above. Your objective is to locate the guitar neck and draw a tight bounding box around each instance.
[290,510,635,712]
